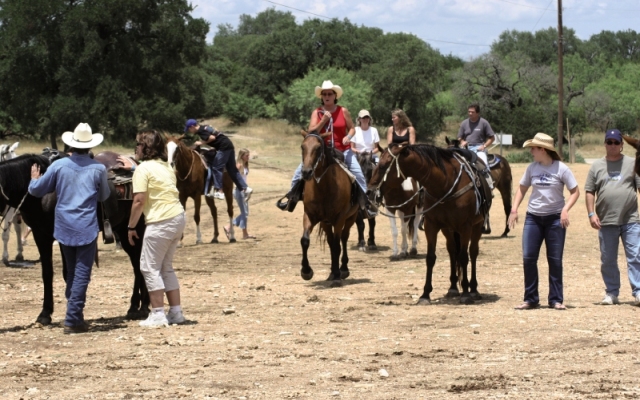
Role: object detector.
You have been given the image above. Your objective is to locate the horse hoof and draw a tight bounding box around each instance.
[340,270,350,280]
[326,273,336,281]
[177,243,184,249]
[445,290,460,298]
[482,228,491,234]
[399,252,407,259]
[15,254,24,262]
[195,240,203,245]
[460,296,474,305]
[416,297,431,305]
[390,255,399,261]
[301,270,314,281]
[368,244,378,251]
[229,238,236,243]
[470,292,483,300]
[409,248,417,257]
[2,258,8,267]
[330,280,342,288]
[210,238,219,244]
[36,315,52,326]
[358,246,366,252]
[500,232,509,238]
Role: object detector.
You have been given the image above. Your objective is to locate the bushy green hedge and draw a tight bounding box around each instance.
[505,149,585,163]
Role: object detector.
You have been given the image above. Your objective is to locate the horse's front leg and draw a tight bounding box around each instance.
[418,226,438,305]
[2,217,10,265]
[469,224,483,300]
[457,232,473,305]
[340,215,357,280]
[300,213,314,281]
[442,229,460,298]
[33,228,55,325]
[355,211,366,252]
[410,207,422,257]
[14,214,24,262]
[193,194,203,244]
[388,212,399,260]
[120,220,149,319]
[324,222,342,287]
[399,211,409,258]
[367,215,377,250]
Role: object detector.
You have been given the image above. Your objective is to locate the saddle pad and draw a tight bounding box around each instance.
[335,159,356,183]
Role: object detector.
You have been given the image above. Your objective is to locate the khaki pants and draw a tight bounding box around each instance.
[140,212,186,292]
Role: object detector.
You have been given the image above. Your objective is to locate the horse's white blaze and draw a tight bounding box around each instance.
[389,212,398,256]
[166,141,177,167]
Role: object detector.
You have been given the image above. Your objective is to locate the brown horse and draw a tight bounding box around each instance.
[354,151,377,252]
[299,132,359,286]
[623,136,640,173]
[166,136,234,244]
[369,144,486,304]
[375,147,423,260]
[445,137,513,237]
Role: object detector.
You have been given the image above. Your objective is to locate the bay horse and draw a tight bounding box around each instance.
[0,151,149,325]
[299,132,359,286]
[445,137,513,237]
[369,144,486,304]
[355,151,377,252]
[623,136,640,174]
[375,147,423,260]
[1,142,26,265]
[166,135,235,244]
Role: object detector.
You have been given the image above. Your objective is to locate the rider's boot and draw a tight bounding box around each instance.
[483,168,494,190]
[276,180,304,212]
[358,188,378,218]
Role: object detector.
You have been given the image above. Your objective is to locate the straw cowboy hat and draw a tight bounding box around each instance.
[315,80,343,99]
[61,123,104,149]
[522,132,558,155]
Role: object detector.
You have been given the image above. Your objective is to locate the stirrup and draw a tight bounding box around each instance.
[276,195,298,212]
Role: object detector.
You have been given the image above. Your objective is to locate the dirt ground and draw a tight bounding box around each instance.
[2,160,640,400]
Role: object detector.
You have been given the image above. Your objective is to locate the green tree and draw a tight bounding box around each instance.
[492,27,582,65]
[0,0,208,146]
[278,68,372,129]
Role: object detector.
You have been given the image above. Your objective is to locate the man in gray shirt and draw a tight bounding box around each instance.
[458,103,495,188]
[585,129,640,306]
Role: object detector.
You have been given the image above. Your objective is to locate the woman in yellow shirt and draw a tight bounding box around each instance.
[127,130,186,327]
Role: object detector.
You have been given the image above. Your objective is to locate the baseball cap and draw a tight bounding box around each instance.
[184,119,198,132]
[605,129,622,142]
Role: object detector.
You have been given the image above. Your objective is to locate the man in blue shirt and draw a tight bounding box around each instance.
[29,123,110,334]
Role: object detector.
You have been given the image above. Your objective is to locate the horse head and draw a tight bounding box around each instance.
[622,136,640,176]
[300,131,331,182]
[368,144,405,190]
[165,135,180,167]
[356,151,375,182]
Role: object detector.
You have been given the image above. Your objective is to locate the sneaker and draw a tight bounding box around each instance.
[243,187,253,201]
[139,312,168,327]
[634,294,640,307]
[600,293,619,305]
[167,310,186,325]
[213,191,225,200]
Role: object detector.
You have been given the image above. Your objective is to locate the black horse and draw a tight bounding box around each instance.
[0,151,148,325]
[354,152,377,251]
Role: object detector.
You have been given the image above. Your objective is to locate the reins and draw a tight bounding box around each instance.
[175,148,196,181]
[375,148,475,219]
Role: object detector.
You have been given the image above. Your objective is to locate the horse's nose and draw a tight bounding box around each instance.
[301,168,313,181]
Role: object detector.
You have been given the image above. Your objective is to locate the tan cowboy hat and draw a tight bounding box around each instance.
[358,109,372,119]
[522,132,558,154]
[61,123,104,149]
[314,80,343,99]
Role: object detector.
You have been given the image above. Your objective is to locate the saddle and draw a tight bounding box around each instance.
[452,153,492,222]
[486,154,500,169]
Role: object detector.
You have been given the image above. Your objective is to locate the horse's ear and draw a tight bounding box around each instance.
[445,136,451,145]
[300,130,308,138]
[377,143,384,153]
[177,134,185,142]
[623,135,639,149]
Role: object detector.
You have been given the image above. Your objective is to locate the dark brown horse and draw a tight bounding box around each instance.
[299,132,359,286]
[369,144,486,304]
[623,136,640,174]
[354,151,377,252]
[375,147,423,260]
[166,136,234,243]
[445,137,513,237]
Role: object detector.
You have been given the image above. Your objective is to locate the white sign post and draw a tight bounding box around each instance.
[496,133,512,156]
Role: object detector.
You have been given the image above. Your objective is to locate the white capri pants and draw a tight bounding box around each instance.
[140,212,186,292]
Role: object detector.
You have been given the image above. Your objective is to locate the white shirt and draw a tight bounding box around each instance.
[351,126,380,152]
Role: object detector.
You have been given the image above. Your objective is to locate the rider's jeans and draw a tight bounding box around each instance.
[291,149,367,192]
[468,145,488,169]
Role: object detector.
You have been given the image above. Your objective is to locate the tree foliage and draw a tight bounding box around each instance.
[0,0,209,145]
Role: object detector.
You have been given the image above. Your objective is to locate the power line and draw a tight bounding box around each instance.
[494,0,554,11]
[262,0,491,47]
[532,0,555,31]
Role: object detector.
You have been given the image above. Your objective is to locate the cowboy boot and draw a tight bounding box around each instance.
[276,180,304,212]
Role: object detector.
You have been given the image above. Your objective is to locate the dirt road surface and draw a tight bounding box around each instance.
[2,161,640,399]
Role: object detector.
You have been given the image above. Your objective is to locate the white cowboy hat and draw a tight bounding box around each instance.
[61,123,104,149]
[314,80,343,99]
[522,132,558,155]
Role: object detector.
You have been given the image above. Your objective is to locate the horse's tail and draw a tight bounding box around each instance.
[316,227,326,251]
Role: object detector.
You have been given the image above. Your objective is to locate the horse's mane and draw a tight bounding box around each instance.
[398,144,453,174]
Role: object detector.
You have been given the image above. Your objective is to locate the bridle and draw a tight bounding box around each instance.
[304,133,329,183]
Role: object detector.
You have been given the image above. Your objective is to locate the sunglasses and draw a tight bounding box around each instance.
[605,140,621,145]
[320,91,335,96]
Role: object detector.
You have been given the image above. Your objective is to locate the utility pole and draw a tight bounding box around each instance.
[557,0,564,159]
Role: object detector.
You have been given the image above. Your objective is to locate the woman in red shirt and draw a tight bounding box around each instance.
[277,80,376,217]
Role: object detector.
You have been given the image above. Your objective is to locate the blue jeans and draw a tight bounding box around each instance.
[211,149,247,191]
[291,149,367,192]
[468,145,488,169]
[60,239,97,326]
[522,213,566,306]
[599,223,640,297]
[232,188,249,229]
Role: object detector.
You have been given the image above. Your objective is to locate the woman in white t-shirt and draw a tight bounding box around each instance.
[508,133,580,311]
[350,109,380,163]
